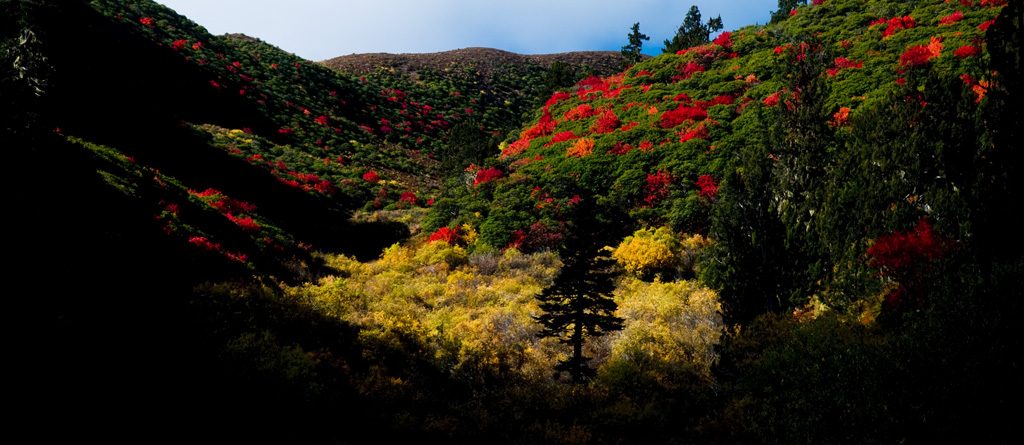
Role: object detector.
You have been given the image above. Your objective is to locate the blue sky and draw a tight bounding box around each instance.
[156,0,780,60]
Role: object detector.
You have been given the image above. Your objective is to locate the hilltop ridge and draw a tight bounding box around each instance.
[321,46,640,77]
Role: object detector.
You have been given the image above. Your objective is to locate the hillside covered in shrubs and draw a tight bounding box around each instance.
[5,0,1021,443]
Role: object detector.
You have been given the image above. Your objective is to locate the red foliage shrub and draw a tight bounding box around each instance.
[881,16,916,38]
[827,57,863,76]
[679,124,709,143]
[712,31,733,48]
[546,131,578,146]
[607,141,635,155]
[226,213,262,232]
[521,110,556,139]
[867,218,956,307]
[592,109,621,134]
[399,191,418,205]
[503,139,531,158]
[659,105,707,128]
[563,104,595,121]
[939,10,964,25]
[955,45,982,58]
[696,175,718,200]
[429,227,460,244]
[314,180,336,194]
[900,44,935,67]
[362,171,380,183]
[545,91,572,107]
[473,167,504,186]
[710,94,735,106]
[680,62,705,79]
[644,170,674,205]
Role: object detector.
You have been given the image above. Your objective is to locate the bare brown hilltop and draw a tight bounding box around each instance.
[320,47,647,78]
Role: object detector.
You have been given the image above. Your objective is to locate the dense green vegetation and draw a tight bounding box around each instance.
[5,0,1020,442]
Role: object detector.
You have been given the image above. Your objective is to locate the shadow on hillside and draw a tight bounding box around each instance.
[41,1,405,261]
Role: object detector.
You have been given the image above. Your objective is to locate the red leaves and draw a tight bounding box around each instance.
[546,131,578,146]
[607,141,635,155]
[399,191,418,205]
[473,167,504,186]
[939,10,964,26]
[521,110,556,140]
[955,45,982,58]
[139,17,154,28]
[644,170,674,206]
[591,109,621,134]
[899,38,942,68]
[712,31,733,49]
[876,16,916,38]
[827,57,863,76]
[659,105,707,129]
[678,123,709,143]
[695,175,718,200]
[563,104,595,121]
[429,227,460,244]
[503,139,530,158]
[868,218,957,307]
[680,62,705,79]
[763,92,780,107]
[545,91,572,108]
[362,171,380,183]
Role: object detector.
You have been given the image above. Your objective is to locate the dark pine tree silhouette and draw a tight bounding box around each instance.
[535,243,623,383]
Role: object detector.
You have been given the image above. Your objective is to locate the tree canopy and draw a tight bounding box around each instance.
[662,5,723,54]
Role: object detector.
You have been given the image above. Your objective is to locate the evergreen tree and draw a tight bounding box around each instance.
[620,22,649,67]
[662,5,723,54]
[535,245,623,383]
[771,0,804,24]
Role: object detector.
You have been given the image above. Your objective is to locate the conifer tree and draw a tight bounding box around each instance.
[535,244,622,383]
[620,22,649,67]
[662,5,722,54]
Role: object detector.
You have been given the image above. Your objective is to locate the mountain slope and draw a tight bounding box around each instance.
[425,0,1016,319]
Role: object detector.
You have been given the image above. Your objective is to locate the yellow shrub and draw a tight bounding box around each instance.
[412,241,468,268]
[608,277,724,378]
[612,226,681,279]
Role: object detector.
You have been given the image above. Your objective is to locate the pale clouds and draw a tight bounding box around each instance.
[156,0,778,60]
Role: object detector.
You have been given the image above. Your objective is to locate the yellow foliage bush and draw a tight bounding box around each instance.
[612,226,681,279]
[612,228,712,280]
[607,277,724,378]
[282,240,563,383]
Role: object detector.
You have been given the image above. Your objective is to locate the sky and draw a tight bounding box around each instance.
[155,0,781,60]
